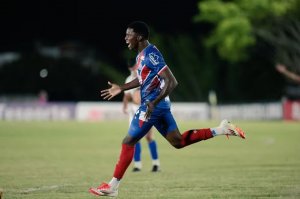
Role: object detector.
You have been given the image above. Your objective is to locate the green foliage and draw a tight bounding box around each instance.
[207,17,255,62]
[194,0,297,62]
[239,0,296,21]
[195,0,241,22]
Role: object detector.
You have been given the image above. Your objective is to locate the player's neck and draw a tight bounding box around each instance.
[138,40,150,53]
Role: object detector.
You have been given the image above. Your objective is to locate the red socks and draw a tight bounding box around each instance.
[113,144,135,179]
[180,128,213,148]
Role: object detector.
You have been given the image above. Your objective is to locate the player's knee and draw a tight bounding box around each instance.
[166,131,183,149]
[145,131,153,142]
[170,140,183,149]
[122,136,138,146]
[172,144,183,149]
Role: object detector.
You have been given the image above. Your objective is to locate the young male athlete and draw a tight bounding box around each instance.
[123,59,160,172]
[89,21,246,197]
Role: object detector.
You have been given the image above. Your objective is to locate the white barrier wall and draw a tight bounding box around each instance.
[0,101,286,121]
[75,102,210,121]
[0,102,75,121]
[75,102,282,121]
[217,102,282,120]
[75,102,126,121]
[171,102,210,121]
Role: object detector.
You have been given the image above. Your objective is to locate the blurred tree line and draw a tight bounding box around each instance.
[191,0,300,102]
[0,0,299,102]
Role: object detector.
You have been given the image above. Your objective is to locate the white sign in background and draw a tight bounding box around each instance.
[0,101,285,121]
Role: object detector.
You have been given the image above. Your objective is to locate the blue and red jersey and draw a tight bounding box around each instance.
[135,44,170,109]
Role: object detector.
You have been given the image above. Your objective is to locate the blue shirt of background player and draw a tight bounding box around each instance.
[136,44,171,109]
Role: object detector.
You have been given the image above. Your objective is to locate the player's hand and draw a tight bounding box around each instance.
[145,101,154,119]
[101,81,122,100]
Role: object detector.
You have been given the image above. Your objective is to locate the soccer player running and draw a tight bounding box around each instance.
[89,21,246,197]
[123,59,160,172]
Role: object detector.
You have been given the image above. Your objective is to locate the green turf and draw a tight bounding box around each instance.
[0,120,300,199]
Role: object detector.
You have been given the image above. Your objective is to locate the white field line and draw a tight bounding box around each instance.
[18,184,69,194]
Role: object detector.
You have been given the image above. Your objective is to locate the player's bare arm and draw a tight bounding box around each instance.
[276,63,300,84]
[145,67,178,119]
[122,93,132,114]
[120,77,140,91]
[101,78,140,100]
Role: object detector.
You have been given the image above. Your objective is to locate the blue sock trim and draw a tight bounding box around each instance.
[134,142,141,162]
[148,140,158,160]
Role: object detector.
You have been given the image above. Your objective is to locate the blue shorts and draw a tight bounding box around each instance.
[128,105,178,139]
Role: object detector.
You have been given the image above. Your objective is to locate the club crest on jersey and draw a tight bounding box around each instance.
[149,53,159,65]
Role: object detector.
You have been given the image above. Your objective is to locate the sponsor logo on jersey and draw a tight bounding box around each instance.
[149,53,159,65]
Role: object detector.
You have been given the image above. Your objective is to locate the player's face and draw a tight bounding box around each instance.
[125,28,139,50]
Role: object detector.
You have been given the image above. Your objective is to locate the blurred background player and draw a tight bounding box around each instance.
[276,63,300,84]
[122,58,160,172]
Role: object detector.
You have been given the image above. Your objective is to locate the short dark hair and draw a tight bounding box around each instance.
[127,21,150,40]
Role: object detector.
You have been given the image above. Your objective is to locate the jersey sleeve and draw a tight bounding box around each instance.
[145,46,167,74]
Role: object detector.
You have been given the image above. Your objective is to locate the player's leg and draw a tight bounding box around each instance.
[145,129,160,172]
[153,109,212,148]
[89,107,154,197]
[130,104,143,172]
[132,141,142,171]
[155,110,245,149]
[108,113,154,189]
[89,134,138,197]
[165,128,213,149]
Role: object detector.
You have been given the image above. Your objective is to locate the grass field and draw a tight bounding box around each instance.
[0,120,300,199]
